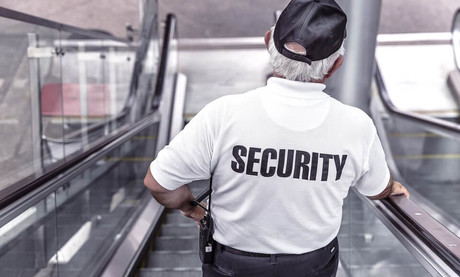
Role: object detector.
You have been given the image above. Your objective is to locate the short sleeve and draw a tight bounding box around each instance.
[353,131,390,196]
[150,102,219,190]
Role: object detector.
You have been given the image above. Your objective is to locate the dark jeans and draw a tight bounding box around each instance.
[202,237,339,277]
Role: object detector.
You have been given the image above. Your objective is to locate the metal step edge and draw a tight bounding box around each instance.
[140,267,201,272]
[158,235,198,240]
[152,250,198,255]
[161,223,197,227]
[347,264,426,269]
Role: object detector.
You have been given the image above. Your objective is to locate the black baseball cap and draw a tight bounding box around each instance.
[273,0,347,65]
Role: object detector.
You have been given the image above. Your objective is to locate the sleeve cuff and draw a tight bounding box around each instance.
[150,161,183,191]
[365,167,391,196]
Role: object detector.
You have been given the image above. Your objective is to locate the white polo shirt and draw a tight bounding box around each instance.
[151,77,390,254]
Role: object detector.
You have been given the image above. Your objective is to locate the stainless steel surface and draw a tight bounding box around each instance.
[353,190,451,277]
[326,0,381,113]
[179,37,264,51]
[101,197,164,277]
[453,9,460,71]
[169,72,186,139]
[155,14,178,150]
[27,33,44,174]
[377,32,452,46]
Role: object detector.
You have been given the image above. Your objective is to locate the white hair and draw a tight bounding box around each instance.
[268,26,345,82]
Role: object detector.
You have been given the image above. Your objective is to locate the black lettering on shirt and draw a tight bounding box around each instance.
[334,155,347,180]
[293,151,310,180]
[277,149,294,178]
[261,148,277,177]
[246,147,261,176]
[310,152,319,181]
[230,145,347,182]
[231,145,247,173]
[320,154,333,181]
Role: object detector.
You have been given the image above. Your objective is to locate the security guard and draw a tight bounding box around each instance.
[144,0,409,276]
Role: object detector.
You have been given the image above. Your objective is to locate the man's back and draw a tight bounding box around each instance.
[144,1,408,275]
[151,77,389,254]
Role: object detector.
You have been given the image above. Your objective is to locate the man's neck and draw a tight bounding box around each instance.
[272,72,326,84]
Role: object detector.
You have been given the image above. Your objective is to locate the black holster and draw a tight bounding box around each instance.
[199,213,215,264]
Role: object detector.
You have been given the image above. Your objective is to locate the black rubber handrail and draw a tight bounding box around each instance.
[151,14,177,110]
[374,62,460,274]
[382,197,460,274]
[0,7,129,43]
[452,8,460,71]
[0,10,170,210]
[375,63,460,136]
[0,123,133,209]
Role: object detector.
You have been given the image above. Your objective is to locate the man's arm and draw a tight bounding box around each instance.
[368,175,410,200]
[144,167,205,222]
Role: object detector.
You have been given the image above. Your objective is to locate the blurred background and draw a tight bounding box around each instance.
[0,0,457,38]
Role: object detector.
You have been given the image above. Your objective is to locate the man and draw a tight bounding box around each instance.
[144,0,409,276]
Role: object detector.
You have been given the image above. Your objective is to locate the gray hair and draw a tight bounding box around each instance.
[268,26,345,82]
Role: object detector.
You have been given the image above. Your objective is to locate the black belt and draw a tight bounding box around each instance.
[219,244,271,257]
[217,237,337,258]
[218,243,293,258]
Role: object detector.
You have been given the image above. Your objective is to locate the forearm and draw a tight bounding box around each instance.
[144,167,194,211]
[150,185,194,210]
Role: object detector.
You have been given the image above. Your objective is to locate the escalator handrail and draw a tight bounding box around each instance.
[151,13,177,110]
[375,62,460,137]
[374,63,460,273]
[0,112,155,213]
[452,8,460,71]
[122,2,159,114]
[382,196,460,274]
[0,7,129,43]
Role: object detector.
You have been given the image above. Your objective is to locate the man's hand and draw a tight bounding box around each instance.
[180,202,206,227]
[389,181,410,198]
[368,176,410,200]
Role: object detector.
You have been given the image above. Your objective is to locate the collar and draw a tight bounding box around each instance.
[266,77,328,99]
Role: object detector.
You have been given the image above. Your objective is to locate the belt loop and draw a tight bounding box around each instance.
[270,254,276,265]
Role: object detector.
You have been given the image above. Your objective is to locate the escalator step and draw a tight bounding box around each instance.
[165,213,196,224]
[138,268,201,277]
[159,224,199,237]
[340,248,419,267]
[146,252,201,268]
[153,237,198,251]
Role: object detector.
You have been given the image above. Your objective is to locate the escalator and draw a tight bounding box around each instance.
[0,2,170,276]
[0,3,459,277]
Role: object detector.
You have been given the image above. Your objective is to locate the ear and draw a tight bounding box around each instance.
[325,55,344,78]
[264,30,271,50]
